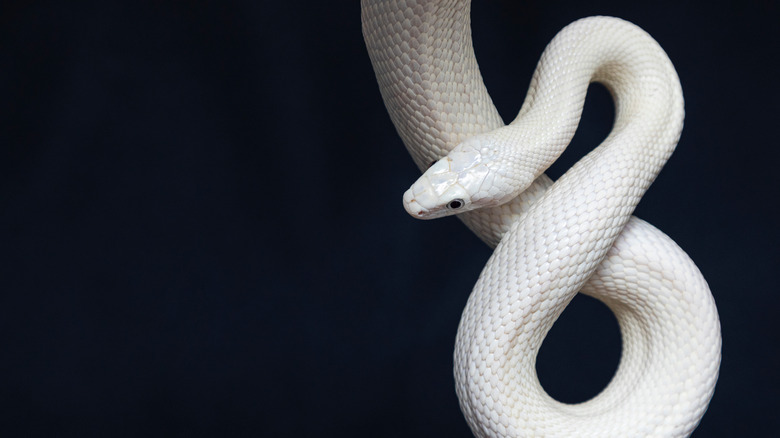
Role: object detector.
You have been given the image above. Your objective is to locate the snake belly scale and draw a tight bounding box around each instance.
[361,1,721,437]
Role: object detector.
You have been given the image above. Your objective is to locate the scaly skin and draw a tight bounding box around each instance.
[362,3,721,437]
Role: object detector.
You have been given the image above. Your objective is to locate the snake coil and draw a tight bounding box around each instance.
[362,2,721,436]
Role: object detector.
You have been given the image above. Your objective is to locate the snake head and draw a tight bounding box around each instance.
[402,153,482,219]
[403,136,533,219]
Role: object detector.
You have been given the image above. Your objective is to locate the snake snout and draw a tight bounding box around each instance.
[403,177,444,219]
[403,194,425,217]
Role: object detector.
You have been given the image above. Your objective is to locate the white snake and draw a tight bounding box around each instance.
[361,2,721,437]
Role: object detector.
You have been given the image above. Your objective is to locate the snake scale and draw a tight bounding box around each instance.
[361,1,721,436]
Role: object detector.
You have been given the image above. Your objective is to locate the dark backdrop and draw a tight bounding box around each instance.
[1,0,777,436]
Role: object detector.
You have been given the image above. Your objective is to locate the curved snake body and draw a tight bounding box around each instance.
[361,2,721,437]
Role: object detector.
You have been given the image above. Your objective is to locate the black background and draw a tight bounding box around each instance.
[1,0,778,436]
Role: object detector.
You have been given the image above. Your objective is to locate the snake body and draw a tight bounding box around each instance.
[361,2,721,437]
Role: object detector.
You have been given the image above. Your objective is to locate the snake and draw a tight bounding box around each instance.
[361,1,721,437]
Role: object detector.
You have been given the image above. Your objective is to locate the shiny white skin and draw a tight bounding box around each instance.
[362,2,721,437]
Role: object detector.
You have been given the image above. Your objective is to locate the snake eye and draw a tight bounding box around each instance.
[447,199,464,210]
